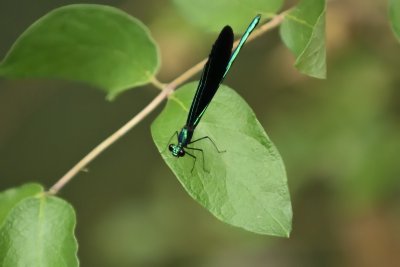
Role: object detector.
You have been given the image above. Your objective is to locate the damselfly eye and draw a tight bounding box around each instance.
[178,149,185,157]
[168,144,174,152]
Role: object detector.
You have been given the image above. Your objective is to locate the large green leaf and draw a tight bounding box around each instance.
[389,0,400,42]
[0,183,42,226]
[173,0,283,32]
[0,4,159,99]
[0,185,78,267]
[151,83,292,237]
[280,0,326,78]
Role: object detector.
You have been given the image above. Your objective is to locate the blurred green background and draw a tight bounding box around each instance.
[1,0,400,266]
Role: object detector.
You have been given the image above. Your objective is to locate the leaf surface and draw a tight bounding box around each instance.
[0,4,160,99]
[280,0,326,78]
[0,184,78,267]
[151,84,292,236]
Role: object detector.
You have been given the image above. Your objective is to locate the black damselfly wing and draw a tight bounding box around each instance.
[186,26,234,129]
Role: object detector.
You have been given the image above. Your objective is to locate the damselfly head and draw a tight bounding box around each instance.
[169,144,185,157]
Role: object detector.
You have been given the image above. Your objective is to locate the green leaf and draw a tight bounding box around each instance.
[0,183,43,226]
[389,0,400,42]
[173,0,283,32]
[0,4,160,100]
[151,83,292,237]
[0,187,78,267]
[280,0,326,78]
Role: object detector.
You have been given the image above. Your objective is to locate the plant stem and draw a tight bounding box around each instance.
[150,76,166,90]
[48,13,285,195]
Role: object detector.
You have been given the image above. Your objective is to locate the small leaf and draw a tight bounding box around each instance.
[280,0,326,78]
[0,4,160,99]
[151,84,292,237]
[0,183,42,226]
[173,0,284,32]
[389,0,400,42]
[0,188,78,267]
